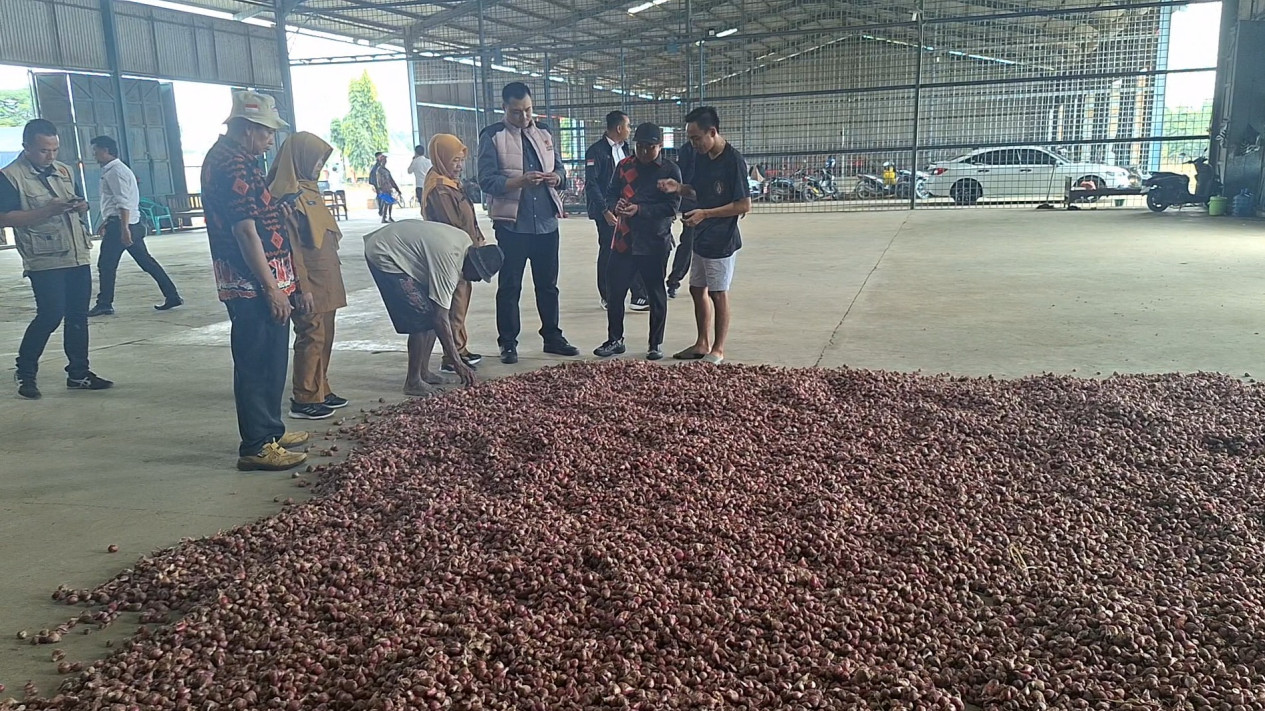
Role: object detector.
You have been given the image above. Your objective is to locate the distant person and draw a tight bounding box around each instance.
[202,91,307,471]
[477,82,579,364]
[658,106,751,365]
[328,163,344,191]
[585,110,648,312]
[408,144,433,216]
[86,135,182,317]
[421,133,486,374]
[0,118,112,399]
[267,131,349,421]
[372,152,400,223]
[593,123,680,361]
[363,220,503,394]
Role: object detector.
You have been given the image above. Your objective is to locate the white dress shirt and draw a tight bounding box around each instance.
[408,155,433,185]
[99,158,140,225]
[607,136,625,166]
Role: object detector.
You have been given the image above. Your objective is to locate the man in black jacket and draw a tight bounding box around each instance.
[584,111,648,312]
[594,123,681,361]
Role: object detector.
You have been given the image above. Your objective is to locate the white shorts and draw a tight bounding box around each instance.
[689,254,736,292]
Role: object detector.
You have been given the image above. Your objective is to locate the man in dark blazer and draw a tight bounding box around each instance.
[585,110,647,312]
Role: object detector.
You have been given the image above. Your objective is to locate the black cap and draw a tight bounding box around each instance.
[468,244,504,283]
[633,122,663,145]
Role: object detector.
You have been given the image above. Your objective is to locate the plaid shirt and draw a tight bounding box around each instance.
[201,136,296,301]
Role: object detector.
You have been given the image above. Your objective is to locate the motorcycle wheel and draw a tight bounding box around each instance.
[895,182,912,200]
[804,187,823,202]
[855,182,879,200]
[768,189,786,203]
[1145,192,1168,212]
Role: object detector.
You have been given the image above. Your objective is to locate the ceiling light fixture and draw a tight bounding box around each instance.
[628,0,669,15]
[715,27,738,37]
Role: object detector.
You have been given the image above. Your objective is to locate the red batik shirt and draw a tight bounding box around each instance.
[201,136,296,301]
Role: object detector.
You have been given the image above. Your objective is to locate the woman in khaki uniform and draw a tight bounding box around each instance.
[267,132,348,419]
[421,134,485,373]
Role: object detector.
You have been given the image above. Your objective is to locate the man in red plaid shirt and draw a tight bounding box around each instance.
[593,123,681,361]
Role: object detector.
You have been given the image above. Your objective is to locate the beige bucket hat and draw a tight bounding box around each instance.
[224,90,289,130]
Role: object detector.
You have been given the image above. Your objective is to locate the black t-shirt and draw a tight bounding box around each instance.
[0,174,20,213]
[688,143,748,259]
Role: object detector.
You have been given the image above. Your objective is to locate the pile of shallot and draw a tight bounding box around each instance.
[8,362,1265,710]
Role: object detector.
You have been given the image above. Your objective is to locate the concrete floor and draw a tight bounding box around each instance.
[2,206,1263,693]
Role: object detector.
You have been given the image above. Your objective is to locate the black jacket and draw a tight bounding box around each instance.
[584,136,630,220]
[605,155,682,254]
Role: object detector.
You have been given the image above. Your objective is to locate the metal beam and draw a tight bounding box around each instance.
[233,7,267,20]
[274,0,297,129]
[99,0,130,162]
[406,0,507,34]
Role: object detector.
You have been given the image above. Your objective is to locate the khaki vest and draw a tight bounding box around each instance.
[1,157,92,272]
[489,123,565,224]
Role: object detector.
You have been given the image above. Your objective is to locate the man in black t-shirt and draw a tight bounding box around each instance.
[658,107,751,365]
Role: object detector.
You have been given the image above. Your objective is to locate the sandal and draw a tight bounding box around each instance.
[673,348,706,361]
[701,354,725,365]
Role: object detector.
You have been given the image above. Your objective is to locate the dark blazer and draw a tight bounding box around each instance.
[584,136,630,220]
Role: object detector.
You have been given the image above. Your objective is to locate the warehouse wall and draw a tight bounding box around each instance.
[0,0,283,89]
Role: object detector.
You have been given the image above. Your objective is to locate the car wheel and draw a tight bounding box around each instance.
[1145,192,1168,212]
[950,179,982,206]
[1074,175,1105,203]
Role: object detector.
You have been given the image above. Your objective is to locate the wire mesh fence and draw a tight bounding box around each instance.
[406,0,1219,212]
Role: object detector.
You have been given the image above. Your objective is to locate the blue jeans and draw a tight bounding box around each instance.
[226,297,290,457]
[16,265,91,380]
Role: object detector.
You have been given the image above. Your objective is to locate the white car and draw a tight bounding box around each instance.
[925,146,1133,205]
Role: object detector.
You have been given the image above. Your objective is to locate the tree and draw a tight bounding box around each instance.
[328,117,345,155]
[1162,100,1214,164]
[0,88,34,128]
[338,71,389,176]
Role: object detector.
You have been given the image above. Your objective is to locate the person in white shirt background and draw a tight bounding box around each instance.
[407,145,433,216]
[87,135,182,316]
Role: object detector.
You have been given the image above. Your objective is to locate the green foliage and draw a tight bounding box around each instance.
[338,71,388,176]
[1162,100,1213,162]
[0,88,34,128]
[328,117,345,154]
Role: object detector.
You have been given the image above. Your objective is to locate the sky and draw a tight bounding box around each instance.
[0,0,1224,153]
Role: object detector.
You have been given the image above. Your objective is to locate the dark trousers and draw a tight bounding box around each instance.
[667,225,695,288]
[595,220,646,303]
[606,250,669,348]
[226,297,290,457]
[495,226,564,348]
[16,265,91,380]
[95,220,179,307]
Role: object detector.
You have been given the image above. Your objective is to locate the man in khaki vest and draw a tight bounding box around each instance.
[0,119,114,399]
[477,82,580,365]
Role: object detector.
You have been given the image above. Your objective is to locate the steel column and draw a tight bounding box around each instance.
[407,58,420,145]
[685,0,693,105]
[909,0,924,210]
[98,0,130,161]
[543,53,552,117]
[274,0,297,128]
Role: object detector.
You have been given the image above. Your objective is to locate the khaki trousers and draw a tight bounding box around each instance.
[292,310,336,404]
[446,279,472,363]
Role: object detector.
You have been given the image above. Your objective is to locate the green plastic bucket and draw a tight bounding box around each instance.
[1209,195,1229,216]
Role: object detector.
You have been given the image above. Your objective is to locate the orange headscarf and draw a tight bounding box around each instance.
[421,134,467,208]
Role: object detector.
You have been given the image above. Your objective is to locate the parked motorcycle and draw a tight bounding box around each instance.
[854,165,929,200]
[766,172,825,203]
[1143,157,1220,212]
[805,168,843,200]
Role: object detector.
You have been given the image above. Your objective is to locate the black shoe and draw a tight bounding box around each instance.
[544,340,580,357]
[87,304,114,317]
[647,347,665,361]
[15,373,40,400]
[154,297,183,311]
[290,401,335,420]
[323,393,349,409]
[67,372,113,390]
[500,345,519,365]
[462,353,484,366]
[667,287,678,300]
[629,298,650,312]
[594,339,626,358]
[441,360,479,374]
[600,299,608,310]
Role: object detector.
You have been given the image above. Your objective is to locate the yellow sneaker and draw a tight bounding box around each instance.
[277,430,311,449]
[237,442,307,472]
